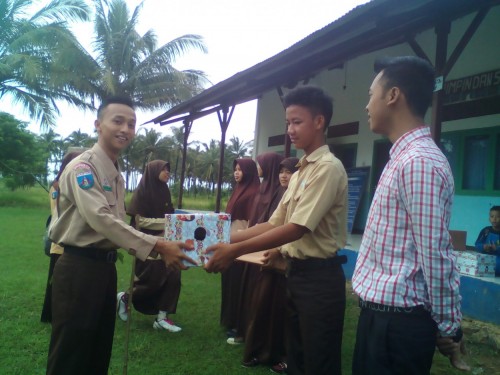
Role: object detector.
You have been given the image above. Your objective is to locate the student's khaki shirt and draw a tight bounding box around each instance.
[268,145,347,259]
[49,143,157,261]
[48,186,63,255]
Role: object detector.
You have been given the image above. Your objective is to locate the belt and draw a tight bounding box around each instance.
[359,299,428,315]
[287,254,347,275]
[64,245,117,263]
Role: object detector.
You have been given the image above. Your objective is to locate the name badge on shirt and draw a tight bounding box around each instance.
[102,177,112,191]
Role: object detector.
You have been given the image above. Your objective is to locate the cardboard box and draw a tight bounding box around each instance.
[449,230,467,251]
[455,251,496,277]
[165,213,231,266]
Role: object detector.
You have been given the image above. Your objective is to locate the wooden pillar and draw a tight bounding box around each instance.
[276,86,291,157]
[215,106,235,213]
[177,119,192,209]
[430,21,450,143]
[409,8,488,143]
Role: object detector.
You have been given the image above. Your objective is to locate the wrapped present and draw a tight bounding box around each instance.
[455,251,496,277]
[165,213,231,267]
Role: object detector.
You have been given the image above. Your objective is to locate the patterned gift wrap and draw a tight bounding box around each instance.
[455,251,496,277]
[164,213,231,267]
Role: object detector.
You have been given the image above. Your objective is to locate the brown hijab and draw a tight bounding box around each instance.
[52,152,82,189]
[249,152,285,226]
[127,160,174,224]
[260,156,300,223]
[225,158,260,221]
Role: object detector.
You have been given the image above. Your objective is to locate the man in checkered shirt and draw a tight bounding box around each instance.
[352,56,469,374]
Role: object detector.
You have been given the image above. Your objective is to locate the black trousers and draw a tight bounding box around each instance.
[352,306,437,375]
[47,252,117,375]
[41,253,61,323]
[285,260,346,375]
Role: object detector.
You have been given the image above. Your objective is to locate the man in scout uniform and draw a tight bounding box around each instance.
[46,96,195,375]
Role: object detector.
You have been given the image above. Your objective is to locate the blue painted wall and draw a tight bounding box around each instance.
[340,248,500,325]
[449,195,499,246]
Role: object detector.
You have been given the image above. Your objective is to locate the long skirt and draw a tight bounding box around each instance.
[243,269,286,364]
[132,259,181,315]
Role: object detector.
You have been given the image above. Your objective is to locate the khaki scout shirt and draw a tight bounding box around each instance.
[48,186,63,255]
[49,143,157,261]
[268,145,347,259]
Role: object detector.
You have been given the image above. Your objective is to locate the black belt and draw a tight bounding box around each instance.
[287,254,347,274]
[64,245,117,263]
[359,299,428,315]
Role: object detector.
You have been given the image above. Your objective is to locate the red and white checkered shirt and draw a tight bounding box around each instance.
[352,126,461,335]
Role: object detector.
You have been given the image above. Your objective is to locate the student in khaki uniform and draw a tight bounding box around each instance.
[206,86,348,375]
[41,151,81,323]
[47,96,195,375]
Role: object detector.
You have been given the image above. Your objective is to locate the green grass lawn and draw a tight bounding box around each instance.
[0,185,498,374]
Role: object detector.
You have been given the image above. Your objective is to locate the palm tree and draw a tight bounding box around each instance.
[0,0,92,129]
[89,0,209,109]
[136,128,164,173]
[198,139,221,194]
[227,136,253,159]
[64,130,95,148]
[185,142,202,196]
[170,125,193,180]
[225,136,253,184]
[38,129,63,184]
[122,134,144,190]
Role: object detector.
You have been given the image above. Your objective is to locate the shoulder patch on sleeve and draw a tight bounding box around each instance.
[73,162,91,171]
[74,163,94,190]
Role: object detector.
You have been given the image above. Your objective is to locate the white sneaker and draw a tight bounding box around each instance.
[153,318,182,332]
[116,292,128,322]
[226,337,243,345]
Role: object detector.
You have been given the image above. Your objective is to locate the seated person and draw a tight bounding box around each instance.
[475,205,500,276]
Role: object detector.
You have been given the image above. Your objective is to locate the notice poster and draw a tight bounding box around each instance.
[346,167,370,234]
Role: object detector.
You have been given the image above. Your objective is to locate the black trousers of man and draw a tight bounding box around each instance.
[352,306,437,375]
[47,252,117,375]
[285,258,346,375]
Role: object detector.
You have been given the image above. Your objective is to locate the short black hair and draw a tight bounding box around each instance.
[97,96,135,119]
[374,56,435,118]
[283,86,333,131]
[490,206,500,213]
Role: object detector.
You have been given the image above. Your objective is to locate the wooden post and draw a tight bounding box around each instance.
[430,21,450,143]
[178,119,192,209]
[215,106,234,213]
[277,86,291,157]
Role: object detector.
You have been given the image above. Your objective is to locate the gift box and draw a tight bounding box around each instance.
[164,213,231,267]
[455,251,496,277]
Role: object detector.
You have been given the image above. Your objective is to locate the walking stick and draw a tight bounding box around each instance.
[123,254,136,375]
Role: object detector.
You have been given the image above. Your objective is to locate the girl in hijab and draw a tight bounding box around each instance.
[242,157,299,373]
[221,158,260,336]
[228,152,285,345]
[248,152,285,227]
[117,160,182,332]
